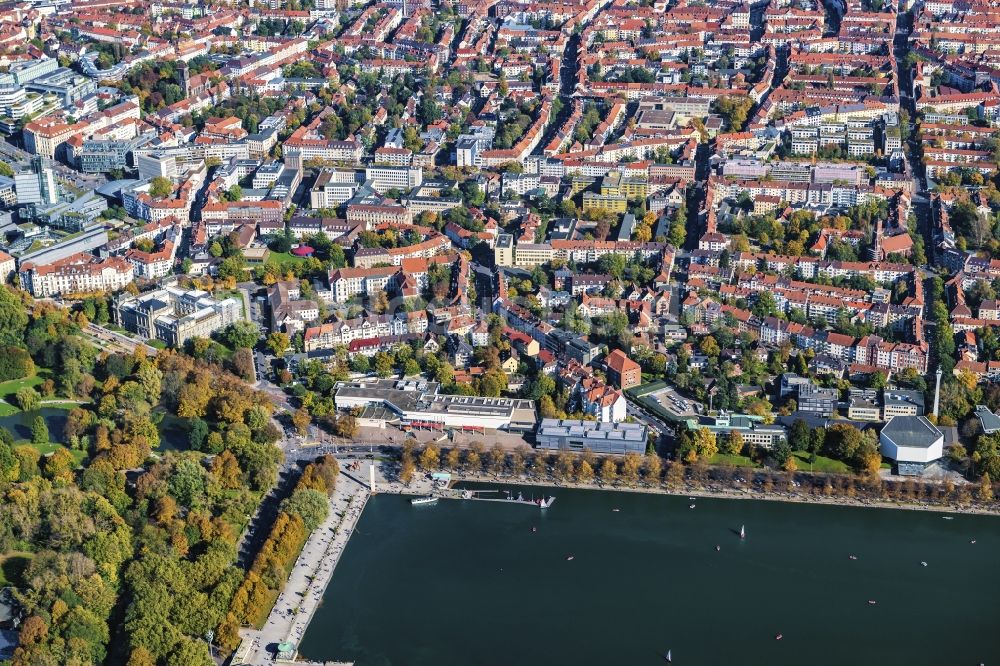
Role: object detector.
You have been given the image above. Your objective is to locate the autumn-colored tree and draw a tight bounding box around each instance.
[856,443,882,475]
[176,373,212,418]
[464,444,483,474]
[978,472,994,503]
[621,452,641,486]
[232,347,255,381]
[555,451,574,480]
[445,447,461,470]
[154,495,178,526]
[599,457,618,484]
[127,647,156,666]
[43,447,74,483]
[399,454,416,484]
[724,431,744,456]
[334,413,358,439]
[419,444,440,471]
[510,445,528,477]
[212,450,243,489]
[488,443,506,475]
[643,454,662,484]
[665,461,685,488]
[215,615,242,654]
[292,407,311,435]
[18,616,47,646]
[576,458,595,483]
[266,332,290,356]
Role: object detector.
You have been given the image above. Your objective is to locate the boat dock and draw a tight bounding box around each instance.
[440,488,556,508]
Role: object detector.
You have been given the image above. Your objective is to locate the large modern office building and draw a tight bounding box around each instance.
[334,379,537,432]
[535,418,648,455]
[684,412,787,449]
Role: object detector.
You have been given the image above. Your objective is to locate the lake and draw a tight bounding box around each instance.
[299,484,999,666]
[0,408,69,442]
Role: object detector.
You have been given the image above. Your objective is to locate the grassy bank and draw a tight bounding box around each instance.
[0,369,52,402]
[0,552,31,587]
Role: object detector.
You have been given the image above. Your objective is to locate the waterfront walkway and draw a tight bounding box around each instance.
[239,470,368,665]
[238,462,433,665]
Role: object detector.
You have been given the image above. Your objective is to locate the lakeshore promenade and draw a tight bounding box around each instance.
[444,471,1000,516]
[237,462,434,665]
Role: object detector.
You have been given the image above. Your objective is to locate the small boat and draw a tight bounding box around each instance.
[689,504,696,509]
[849,555,858,560]
[612,508,621,512]
[715,545,720,552]
[410,496,437,506]
[739,525,746,539]
[970,539,977,544]
[664,649,672,662]
[868,600,877,605]
[531,527,537,533]
[566,555,575,561]
[942,516,954,520]
[920,561,928,567]
[775,634,783,641]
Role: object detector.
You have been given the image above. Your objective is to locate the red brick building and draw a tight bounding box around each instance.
[605,349,641,390]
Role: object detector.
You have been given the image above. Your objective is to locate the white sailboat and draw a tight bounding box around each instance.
[739,524,745,539]
[664,649,672,662]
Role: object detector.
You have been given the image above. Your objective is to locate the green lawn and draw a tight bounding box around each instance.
[0,370,51,401]
[791,451,852,474]
[0,552,32,587]
[28,441,87,466]
[266,251,310,268]
[708,453,758,467]
[39,400,87,410]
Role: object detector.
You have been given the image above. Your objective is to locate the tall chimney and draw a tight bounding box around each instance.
[933,367,943,418]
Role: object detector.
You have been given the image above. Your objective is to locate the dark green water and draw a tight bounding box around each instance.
[299,485,999,666]
[0,408,68,441]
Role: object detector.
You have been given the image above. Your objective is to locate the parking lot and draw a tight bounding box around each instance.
[634,384,703,422]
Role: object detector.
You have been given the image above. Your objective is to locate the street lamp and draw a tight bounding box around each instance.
[204,630,216,660]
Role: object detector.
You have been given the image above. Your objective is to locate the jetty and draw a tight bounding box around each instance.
[443,488,556,508]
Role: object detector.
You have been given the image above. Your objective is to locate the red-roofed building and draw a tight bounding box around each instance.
[605,349,641,390]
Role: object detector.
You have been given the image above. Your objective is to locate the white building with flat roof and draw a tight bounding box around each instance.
[879,416,943,475]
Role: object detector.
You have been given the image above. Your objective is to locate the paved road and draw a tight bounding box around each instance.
[84,323,160,356]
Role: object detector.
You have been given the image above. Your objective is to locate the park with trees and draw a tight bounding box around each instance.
[0,286,340,665]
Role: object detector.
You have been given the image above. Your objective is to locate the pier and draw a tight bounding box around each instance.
[441,488,556,508]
